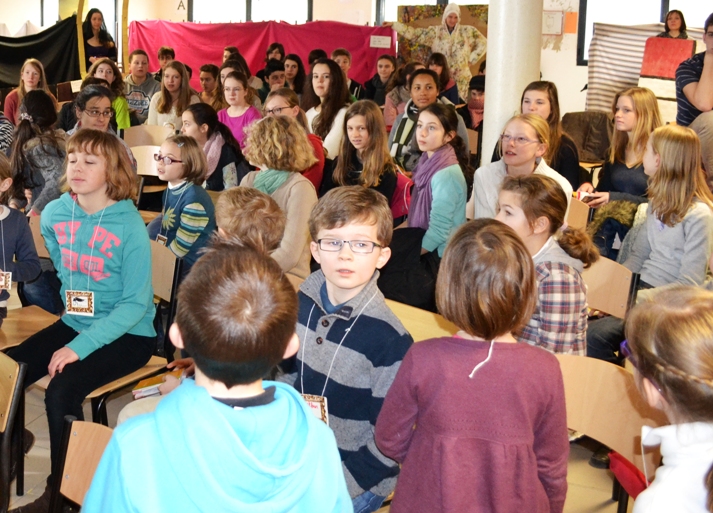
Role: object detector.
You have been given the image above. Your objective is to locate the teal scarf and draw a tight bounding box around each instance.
[253,169,291,195]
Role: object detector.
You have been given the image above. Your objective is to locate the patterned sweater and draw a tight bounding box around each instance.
[279,270,413,499]
[147,181,215,270]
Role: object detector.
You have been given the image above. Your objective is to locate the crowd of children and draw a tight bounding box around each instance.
[1,7,713,513]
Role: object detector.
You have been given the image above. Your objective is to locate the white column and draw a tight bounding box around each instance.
[480,0,544,168]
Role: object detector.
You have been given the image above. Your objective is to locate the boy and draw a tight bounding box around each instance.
[124,49,161,125]
[199,63,219,104]
[279,186,413,513]
[332,47,364,100]
[258,59,286,103]
[154,46,175,83]
[84,240,352,512]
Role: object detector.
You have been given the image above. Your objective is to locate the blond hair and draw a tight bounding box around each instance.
[157,61,195,116]
[243,116,318,172]
[164,135,206,185]
[609,87,662,166]
[16,59,56,109]
[497,114,550,160]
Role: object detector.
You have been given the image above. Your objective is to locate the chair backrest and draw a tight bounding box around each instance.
[567,197,591,230]
[0,352,23,434]
[121,125,173,147]
[29,216,50,259]
[132,145,161,178]
[150,240,181,303]
[466,129,479,155]
[581,257,638,318]
[385,299,458,342]
[561,111,613,163]
[555,354,668,478]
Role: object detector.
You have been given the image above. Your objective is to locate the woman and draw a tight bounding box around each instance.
[87,58,130,130]
[147,61,200,131]
[384,61,424,127]
[82,8,117,69]
[284,54,306,96]
[3,59,57,125]
[657,10,688,39]
[427,52,460,104]
[256,42,285,81]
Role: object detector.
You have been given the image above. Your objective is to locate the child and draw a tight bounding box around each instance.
[331,48,364,100]
[0,153,41,326]
[278,186,413,513]
[241,116,318,280]
[87,58,131,130]
[364,54,396,107]
[284,54,306,95]
[218,71,262,149]
[3,58,57,125]
[257,59,286,103]
[427,52,460,104]
[301,58,352,159]
[7,130,156,509]
[255,42,285,81]
[124,49,161,125]
[153,46,175,83]
[624,286,713,513]
[84,240,352,513]
[147,135,216,273]
[375,218,569,513]
[198,63,219,105]
[383,61,424,127]
[147,60,200,131]
[495,174,599,354]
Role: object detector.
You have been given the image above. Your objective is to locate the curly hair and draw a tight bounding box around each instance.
[243,116,318,173]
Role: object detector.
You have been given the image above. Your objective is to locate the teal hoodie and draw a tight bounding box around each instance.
[41,194,156,359]
[83,380,353,513]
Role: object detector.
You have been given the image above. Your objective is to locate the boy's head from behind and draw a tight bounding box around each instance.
[215,187,286,255]
[309,187,392,304]
[172,239,298,387]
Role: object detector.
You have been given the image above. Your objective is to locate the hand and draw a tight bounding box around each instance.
[382,22,393,27]
[585,191,610,208]
[89,56,98,64]
[167,357,195,377]
[158,374,181,395]
[577,183,594,193]
[48,347,79,378]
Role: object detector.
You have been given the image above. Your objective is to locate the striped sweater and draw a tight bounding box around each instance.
[147,181,215,270]
[280,270,413,499]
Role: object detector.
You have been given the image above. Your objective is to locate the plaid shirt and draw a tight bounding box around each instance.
[518,261,588,355]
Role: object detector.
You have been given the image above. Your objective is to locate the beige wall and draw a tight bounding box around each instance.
[0,0,41,35]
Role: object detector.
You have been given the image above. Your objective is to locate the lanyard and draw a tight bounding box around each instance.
[69,200,106,292]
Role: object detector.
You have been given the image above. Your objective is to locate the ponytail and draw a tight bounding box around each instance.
[558,227,599,268]
[449,135,474,190]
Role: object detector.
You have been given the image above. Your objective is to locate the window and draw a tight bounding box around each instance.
[383,0,437,24]
[194,0,246,23]
[667,1,711,30]
[251,0,308,24]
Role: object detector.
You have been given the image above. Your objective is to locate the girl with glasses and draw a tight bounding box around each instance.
[87,57,130,131]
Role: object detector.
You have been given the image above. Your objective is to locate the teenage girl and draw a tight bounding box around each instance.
[321,100,397,203]
[384,61,424,127]
[3,58,57,125]
[283,54,306,96]
[624,286,713,512]
[426,53,460,104]
[87,57,130,130]
[147,135,216,273]
[147,60,200,131]
[472,113,573,219]
[376,219,568,513]
[82,8,116,69]
[241,116,318,280]
[7,130,156,508]
[364,54,397,107]
[301,58,352,159]
[255,42,285,81]
[217,71,262,150]
[495,174,599,355]
[263,88,325,191]
[181,103,249,191]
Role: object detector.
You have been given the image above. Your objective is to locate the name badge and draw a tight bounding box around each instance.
[156,234,168,246]
[0,271,12,291]
[302,394,329,425]
[66,290,95,316]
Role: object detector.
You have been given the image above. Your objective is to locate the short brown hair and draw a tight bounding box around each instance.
[437,219,537,339]
[309,186,393,246]
[243,116,318,173]
[64,129,137,201]
[331,48,351,61]
[165,135,206,185]
[215,188,286,254]
[176,239,298,387]
[158,46,175,59]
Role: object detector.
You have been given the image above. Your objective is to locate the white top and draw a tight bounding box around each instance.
[146,92,201,130]
[305,106,347,160]
[634,422,713,513]
[469,158,573,219]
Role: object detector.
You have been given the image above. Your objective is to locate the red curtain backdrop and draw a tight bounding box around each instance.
[129,20,396,90]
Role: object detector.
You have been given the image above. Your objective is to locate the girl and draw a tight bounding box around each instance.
[87,57,130,130]
[495,174,599,355]
[427,52,460,104]
[624,286,713,513]
[375,218,569,513]
[82,8,116,69]
[255,42,285,81]
[241,116,318,280]
[364,54,397,107]
[321,100,397,204]
[657,10,688,39]
[147,60,200,131]
[301,58,352,159]
[284,54,306,96]
[3,59,57,125]
[472,114,573,219]
[6,130,156,509]
[263,88,325,191]
[384,61,424,127]
[219,58,262,109]
[181,103,249,191]
[217,71,262,150]
[0,153,41,327]
[147,135,216,273]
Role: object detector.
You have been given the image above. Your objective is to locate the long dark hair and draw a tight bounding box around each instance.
[265,42,285,62]
[185,102,243,159]
[386,61,424,94]
[521,81,564,167]
[82,8,114,46]
[284,54,306,95]
[426,53,451,92]
[300,58,351,140]
[419,102,472,184]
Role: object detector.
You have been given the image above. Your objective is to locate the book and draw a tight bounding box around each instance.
[132,369,183,399]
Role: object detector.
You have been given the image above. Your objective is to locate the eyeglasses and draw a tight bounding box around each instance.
[84,109,114,119]
[264,106,289,116]
[153,154,183,165]
[500,134,539,146]
[317,239,382,254]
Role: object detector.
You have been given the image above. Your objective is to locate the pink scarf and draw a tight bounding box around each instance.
[203,131,225,178]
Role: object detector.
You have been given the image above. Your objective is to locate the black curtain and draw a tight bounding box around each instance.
[0,15,81,88]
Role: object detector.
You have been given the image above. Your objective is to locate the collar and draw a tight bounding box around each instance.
[532,236,555,261]
[168,180,188,191]
[300,270,382,321]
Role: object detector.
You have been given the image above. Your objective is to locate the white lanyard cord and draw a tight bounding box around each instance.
[160,181,188,238]
[468,339,495,378]
[70,200,106,292]
[1,217,5,273]
[301,290,379,397]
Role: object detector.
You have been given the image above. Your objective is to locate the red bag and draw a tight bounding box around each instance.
[390,168,413,219]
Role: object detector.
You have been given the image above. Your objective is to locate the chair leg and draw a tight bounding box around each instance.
[48,416,75,513]
[616,481,629,513]
[611,476,621,501]
[90,396,109,426]
[14,390,25,496]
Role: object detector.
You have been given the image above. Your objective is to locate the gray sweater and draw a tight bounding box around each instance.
[623,201,713,287]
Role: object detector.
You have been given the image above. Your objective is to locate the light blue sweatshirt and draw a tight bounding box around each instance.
[422,163,467,256]
[41,194,156,359]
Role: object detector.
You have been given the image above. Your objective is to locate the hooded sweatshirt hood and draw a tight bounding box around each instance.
[533,236,584,273]
[442,3,461,32]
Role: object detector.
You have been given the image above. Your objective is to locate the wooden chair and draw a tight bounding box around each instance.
[133,145,164,225]
[581,257,639,319]
[0,353,28,510]
[0,306,58,353]
[385,299,458,342]
[48,416,112,512]
[566,197,592,230]
[466,129,479,156]
[120,125,173,148]
[28,216,49,259]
